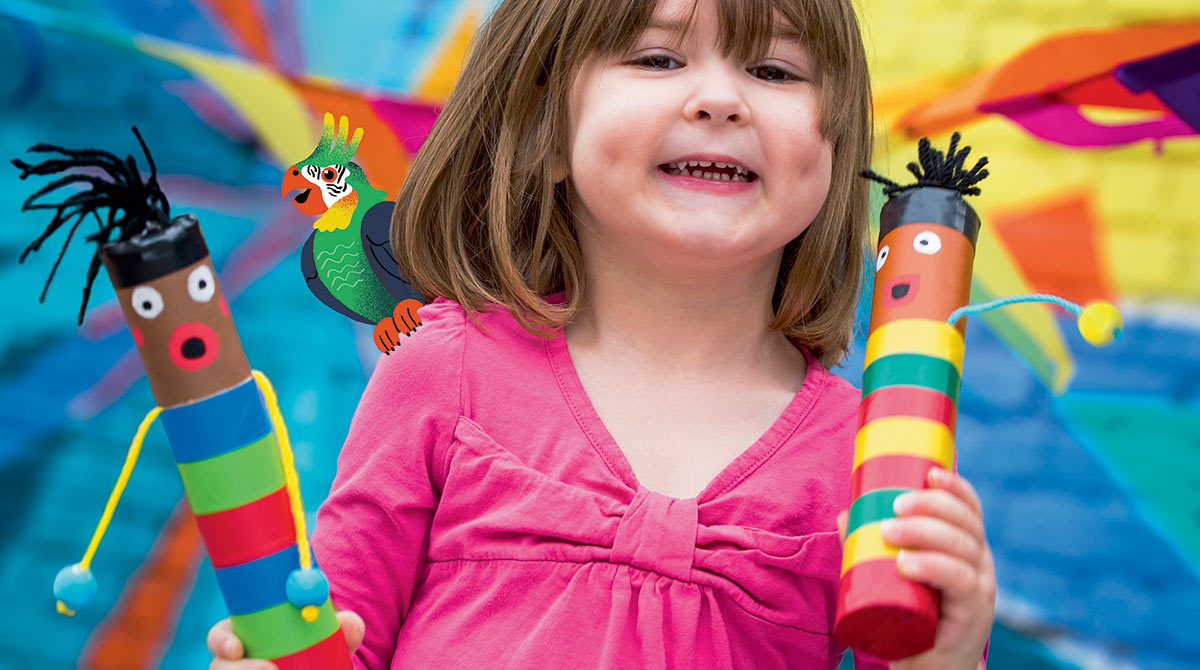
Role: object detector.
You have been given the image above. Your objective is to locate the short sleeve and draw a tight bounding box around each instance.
[310,300,465,670]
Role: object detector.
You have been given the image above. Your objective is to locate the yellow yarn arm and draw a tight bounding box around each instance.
[252,370,312,570]
[80,406,162,571]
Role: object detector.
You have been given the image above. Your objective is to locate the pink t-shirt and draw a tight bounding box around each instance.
[312,296,891,669]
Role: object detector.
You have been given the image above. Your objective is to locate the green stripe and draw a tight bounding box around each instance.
[177,433,285,515]
[232,599,339,660]
[862,353,961,403]
[847,488,908,537]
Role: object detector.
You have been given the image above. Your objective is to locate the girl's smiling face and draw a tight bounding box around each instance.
[567,0,833,278]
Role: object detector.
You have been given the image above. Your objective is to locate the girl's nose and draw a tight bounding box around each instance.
[683,67,750,125]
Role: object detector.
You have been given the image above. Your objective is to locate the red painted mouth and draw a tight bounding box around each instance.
[169,322,220,371]
[883,274,920,307]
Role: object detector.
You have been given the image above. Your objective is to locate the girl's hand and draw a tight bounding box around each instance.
[206,610,366,670]
[837,467,995,670]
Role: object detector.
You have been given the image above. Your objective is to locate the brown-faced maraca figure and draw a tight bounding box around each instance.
[15,129,352,670]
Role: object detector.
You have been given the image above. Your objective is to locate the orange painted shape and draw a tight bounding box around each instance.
[294,82,411,200]
[982,24,1200,106]
[197,0,277,66]
[80,498,206,668]
[991,190,1114,305]
[897,24,1200,137]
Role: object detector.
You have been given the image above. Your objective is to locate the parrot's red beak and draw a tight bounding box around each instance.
[282,165,328,217]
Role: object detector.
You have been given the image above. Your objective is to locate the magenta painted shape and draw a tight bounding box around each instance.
[986,97,1195,148]
[368,97,441,156]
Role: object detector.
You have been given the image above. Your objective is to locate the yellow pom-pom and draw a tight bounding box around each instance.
[301,605,319,623]
[1077,301,1123,346]
[56,601,75,617]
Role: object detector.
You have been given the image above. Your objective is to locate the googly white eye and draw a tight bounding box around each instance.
[188,265,216,303]
[131,286,164,319]
[913,230,942,255]
[876,245,890,270]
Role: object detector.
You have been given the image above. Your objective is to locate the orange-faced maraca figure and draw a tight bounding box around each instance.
[833,134,985,660]
[14,130,353,670]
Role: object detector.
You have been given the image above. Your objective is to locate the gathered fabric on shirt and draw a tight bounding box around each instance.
[312,297,889,670]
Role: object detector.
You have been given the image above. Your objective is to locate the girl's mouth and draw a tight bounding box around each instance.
[658,161,757,183]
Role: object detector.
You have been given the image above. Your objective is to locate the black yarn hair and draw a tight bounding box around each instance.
[862,131,990,198]
[13,126,172,325]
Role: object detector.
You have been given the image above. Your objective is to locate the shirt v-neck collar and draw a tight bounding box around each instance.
[545,330,828,504]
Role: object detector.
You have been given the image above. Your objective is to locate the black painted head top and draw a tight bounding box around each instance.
[862,132,989,246]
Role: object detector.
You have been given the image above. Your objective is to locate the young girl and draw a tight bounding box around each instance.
[210,0,996,667]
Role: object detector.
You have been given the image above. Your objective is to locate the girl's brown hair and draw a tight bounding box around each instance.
[392,0,873,367]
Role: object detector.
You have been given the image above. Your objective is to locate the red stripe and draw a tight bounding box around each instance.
[850,454,942,498]
[834,558,939,660]
[859,386,957,431]
[193,487,295,568]
[272,627,353,670]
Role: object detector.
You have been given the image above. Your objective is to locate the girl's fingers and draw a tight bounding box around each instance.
[337,610,367,653]
[206,618,241,659]
[209,660,277,670]
[896,547,993,602]
[894,487,985,543]
[927,468,984,519]
[881,515,983,567]
[836,510,848,544]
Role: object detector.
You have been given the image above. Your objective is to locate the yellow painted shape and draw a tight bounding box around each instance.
[135,35,314,169]
[414,6,483,101]
[854,417,956,470]
[865,319,965,372]
[841,522,899,576]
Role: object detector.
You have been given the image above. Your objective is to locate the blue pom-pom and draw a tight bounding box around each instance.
[286,568,330,608]
[54,564,98,611]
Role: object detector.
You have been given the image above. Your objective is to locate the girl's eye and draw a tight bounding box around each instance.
[321,167,338,182]
[748,65,794,82]
[633,54,682,70]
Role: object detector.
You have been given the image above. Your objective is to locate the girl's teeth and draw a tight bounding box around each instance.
[662,165,749,182]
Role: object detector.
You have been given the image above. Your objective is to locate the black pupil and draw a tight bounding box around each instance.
[142,301,152,310]
[199,280,207,289]
[324,169,335,179]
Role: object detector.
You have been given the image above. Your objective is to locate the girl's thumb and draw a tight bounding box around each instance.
[336,610,366,653]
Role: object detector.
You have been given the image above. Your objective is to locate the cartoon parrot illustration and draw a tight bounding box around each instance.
[281,114,423,353]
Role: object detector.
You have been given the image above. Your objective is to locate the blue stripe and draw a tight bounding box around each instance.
[214,545,300,615]
[160,377,272,463]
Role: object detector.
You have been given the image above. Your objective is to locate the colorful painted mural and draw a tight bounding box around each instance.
[1,1,1196,668]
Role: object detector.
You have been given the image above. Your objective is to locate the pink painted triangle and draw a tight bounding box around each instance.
[369,97,442,156]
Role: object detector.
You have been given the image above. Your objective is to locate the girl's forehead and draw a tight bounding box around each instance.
[634,0,811,55]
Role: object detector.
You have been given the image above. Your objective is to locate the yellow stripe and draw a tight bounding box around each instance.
[841,522,899,576]
[854,417,956,469]
[135,36,314,168]
[865,319,965,372]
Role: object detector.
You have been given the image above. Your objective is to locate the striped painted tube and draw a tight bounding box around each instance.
[833,184,980,660]
[163,375,348,668]
[60,216,350,669]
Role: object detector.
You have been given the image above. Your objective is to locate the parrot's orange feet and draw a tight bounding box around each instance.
[373,299,424,354]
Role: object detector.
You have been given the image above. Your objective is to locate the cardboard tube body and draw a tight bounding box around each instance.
[101,217,351,669]
[834,188,978,660]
